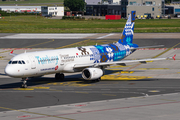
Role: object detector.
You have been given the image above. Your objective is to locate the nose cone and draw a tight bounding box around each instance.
[5,65,17,77]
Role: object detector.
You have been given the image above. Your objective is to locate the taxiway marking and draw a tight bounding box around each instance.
[56,39,90,49]
[152,42,180,58]
[101,75,151,80]
[25,39,54,48]
[0,39,54,54]
[96,33,115,39]
[137,68,169,70]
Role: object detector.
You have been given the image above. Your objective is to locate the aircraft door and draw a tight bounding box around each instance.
[28,55,36,69]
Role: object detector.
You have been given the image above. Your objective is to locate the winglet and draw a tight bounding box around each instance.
[9,50,17,56]
[172,54,176,60]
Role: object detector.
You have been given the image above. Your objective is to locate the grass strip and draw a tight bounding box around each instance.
[0,15,180,33]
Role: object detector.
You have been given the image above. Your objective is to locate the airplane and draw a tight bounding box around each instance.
[4,11,176,88]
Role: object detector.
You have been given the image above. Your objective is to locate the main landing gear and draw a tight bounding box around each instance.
[55,73,64,80]
[21,78,28,88]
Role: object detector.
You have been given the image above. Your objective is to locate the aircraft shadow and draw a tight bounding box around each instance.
[0,69,153,89]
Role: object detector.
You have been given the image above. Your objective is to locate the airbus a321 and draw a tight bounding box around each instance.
[5,11,175,88]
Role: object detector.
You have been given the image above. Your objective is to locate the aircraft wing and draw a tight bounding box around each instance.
[73,55,176,68]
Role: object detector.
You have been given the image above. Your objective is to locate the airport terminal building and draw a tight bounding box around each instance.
[127,0,164,18]
[85,0,164,18]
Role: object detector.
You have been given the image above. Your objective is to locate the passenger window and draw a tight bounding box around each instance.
[12,61,18,64]
[18,61,22,64]
[8,61,12,64]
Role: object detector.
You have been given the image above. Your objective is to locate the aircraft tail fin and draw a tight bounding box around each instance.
[118,11,137,47]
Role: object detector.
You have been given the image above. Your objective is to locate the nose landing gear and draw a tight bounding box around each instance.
[21,78,28,88]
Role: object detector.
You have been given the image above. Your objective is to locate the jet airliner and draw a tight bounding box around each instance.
[5,11,175,88]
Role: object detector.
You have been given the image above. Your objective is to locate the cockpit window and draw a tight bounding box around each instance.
[8,60,26,64]
[22,61,25,64]
[12,61,18,64]
[8,61,12,64]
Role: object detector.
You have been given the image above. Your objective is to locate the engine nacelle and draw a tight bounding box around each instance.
[82,68,103,80]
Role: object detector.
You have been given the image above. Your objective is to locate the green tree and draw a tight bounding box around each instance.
[64,0,86,11]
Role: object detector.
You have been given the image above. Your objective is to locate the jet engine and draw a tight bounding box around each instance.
[82,68,103,80]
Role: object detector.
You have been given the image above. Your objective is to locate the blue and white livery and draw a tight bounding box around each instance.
[5,11,175,88]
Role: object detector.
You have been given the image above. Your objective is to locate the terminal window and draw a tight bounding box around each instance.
[145,1,152,5]
[129,1,137,5]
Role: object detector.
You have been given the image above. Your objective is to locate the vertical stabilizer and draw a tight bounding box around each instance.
[118,11,137,47]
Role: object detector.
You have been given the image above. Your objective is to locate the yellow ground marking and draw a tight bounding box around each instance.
[25,39,55,48]
[152,42,180,58]
[120,71,134,74]
[148,90,160,92]
[0,106,74,120]
[101,75,151,80]
[13,88,34,90]
[29,86,50,89]
[106,69,134,74]
[106,69,122,70]
[56,39,90,49]
[110,42,180,80]
[75,91,89,94]
[0,56,5,60]
[117,63,141,76]
[137,68,169,70]
[47,81,94,87]
[102,94,116,96]
[0,56,5,58]
[146,60,153,62]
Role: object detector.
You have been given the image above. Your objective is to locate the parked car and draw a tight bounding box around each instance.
[146,16,154,19]
[76,14,82,16]
[44,14,52,17]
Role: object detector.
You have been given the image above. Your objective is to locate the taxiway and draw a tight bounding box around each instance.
[0,33,180,120]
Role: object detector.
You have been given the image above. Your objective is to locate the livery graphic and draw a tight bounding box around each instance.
[78,47,89,55]
[40,65,58,71]
[90,48,100,63]
[118,11,138,48]
[35,55,59,65]
[89,11,138,64]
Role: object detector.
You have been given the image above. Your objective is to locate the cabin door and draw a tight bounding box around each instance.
[29,55,36,69]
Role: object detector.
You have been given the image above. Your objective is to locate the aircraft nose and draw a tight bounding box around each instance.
[5,65,16,77]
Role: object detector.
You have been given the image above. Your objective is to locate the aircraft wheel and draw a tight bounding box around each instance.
[96,77,101,82]
[55,73,60,80]
[60,74,64,80]
[21,84,27,88]
[21,78,27,88]
[55,73,64,80]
